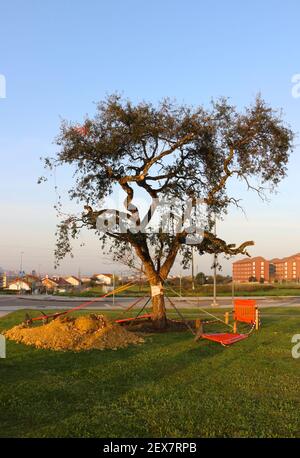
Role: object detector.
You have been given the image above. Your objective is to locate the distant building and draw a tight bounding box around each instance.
[269,253,300,282]
[7,275,42,293]
[54,277,72,292]
[93,274,113,285]
[41,276,73,293]
[0,272,7,288]
[232,257,270,283]
[233,252,300,283]
[8,279,31,292]
[57,277,72,289]
[64,276,81,287]
[42,277,59,291]
[25,274,41,283]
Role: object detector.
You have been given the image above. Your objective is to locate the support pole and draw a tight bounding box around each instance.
[191,247,195,291]
[194,319,204,341]
[225,312,229,325]
[113,273,115,307]
[179,274,182,297]
[255,309,259,330]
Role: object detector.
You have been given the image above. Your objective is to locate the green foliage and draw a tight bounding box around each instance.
[195,272,207,285]
[44,94,293,280]
[194,273,231,285]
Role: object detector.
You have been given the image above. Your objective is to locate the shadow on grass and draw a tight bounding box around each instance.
[0,330,229,437]
[1,309,299,437]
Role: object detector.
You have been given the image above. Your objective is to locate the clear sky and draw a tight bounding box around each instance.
[0,0,299,277]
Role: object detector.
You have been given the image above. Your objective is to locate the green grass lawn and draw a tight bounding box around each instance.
[55,283,300,298]
[0,307,300,438]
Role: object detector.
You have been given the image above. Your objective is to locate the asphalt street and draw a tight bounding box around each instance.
[0,294,300,318]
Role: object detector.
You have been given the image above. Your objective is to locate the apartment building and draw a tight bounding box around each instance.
[233,253,300,283]
[0,272,6,288]
[269,253,300,282]
[232,256,270,283]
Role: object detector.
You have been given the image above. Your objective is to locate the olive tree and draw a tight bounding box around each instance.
[44,94,293,328]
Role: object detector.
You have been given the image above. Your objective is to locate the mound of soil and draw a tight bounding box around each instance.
[4,314,144,352]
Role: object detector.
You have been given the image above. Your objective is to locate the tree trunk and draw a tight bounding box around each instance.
[150,282,167,329]
[132,244,168,329]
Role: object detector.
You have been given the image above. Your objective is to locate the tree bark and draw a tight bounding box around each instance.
[150,282,167,329]
[132,242,169,329]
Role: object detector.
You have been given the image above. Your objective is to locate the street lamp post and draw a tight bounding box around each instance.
[232,279,235,307]
[211,218,218,307]
[191,246,195,291]
[179,273,182,297]
[18,251,25,294]
[20,251,24,276]
[112,273,115,307]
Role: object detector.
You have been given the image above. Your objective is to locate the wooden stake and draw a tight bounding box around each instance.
[255,309,259,330]
[233,321,237,334]
[225,312,229,325]
[194,320,204,341]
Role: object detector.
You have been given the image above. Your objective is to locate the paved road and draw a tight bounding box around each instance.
[0,295,144,317]
[0,294,300,318]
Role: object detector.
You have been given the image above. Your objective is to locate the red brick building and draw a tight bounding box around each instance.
[269,253,300,282]
[232,256,270,283]
[233,253,300,283]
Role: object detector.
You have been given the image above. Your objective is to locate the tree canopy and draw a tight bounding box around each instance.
[43,94,293,326]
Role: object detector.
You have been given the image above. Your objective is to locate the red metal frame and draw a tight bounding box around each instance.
[115,313,152,324]
[233,299,257,324]
[200,299,258,346]
[201,332,248,346]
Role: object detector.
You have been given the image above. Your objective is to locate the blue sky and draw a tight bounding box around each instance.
[0,0,299,276]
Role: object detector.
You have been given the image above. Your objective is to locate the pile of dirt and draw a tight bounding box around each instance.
[4,314,144,352]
